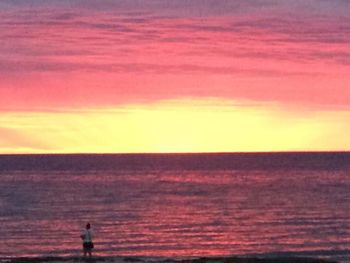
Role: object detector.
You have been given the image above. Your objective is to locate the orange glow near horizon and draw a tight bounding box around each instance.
[1,99,349,154]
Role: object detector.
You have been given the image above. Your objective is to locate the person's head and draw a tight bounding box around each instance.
[86,223,91,229]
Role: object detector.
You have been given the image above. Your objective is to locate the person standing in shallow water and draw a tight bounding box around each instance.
[81,223,94,257]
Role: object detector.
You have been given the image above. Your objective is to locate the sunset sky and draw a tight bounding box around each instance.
[1,0,349,153]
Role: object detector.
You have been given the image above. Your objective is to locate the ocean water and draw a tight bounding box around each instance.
[0,153,349,262]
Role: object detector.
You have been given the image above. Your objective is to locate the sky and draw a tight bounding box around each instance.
[0,0,350,153]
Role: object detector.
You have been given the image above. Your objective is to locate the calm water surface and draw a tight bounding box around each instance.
[0,153,349,262]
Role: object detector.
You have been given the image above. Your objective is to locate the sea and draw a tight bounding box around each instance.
[0,153,349,262]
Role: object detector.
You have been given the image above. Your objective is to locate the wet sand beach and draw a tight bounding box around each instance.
[2,256,339,263]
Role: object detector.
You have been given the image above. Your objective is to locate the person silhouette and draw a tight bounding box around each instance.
[81,223,94,257]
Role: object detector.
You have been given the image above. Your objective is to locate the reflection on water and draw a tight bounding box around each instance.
[0,154,349,262]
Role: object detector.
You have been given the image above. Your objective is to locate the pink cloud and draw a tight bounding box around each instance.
[0,7,349,111]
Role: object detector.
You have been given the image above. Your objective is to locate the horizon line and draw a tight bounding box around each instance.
[1,151,350,156]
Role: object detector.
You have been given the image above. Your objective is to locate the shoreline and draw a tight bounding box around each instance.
[1,256,339,263]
